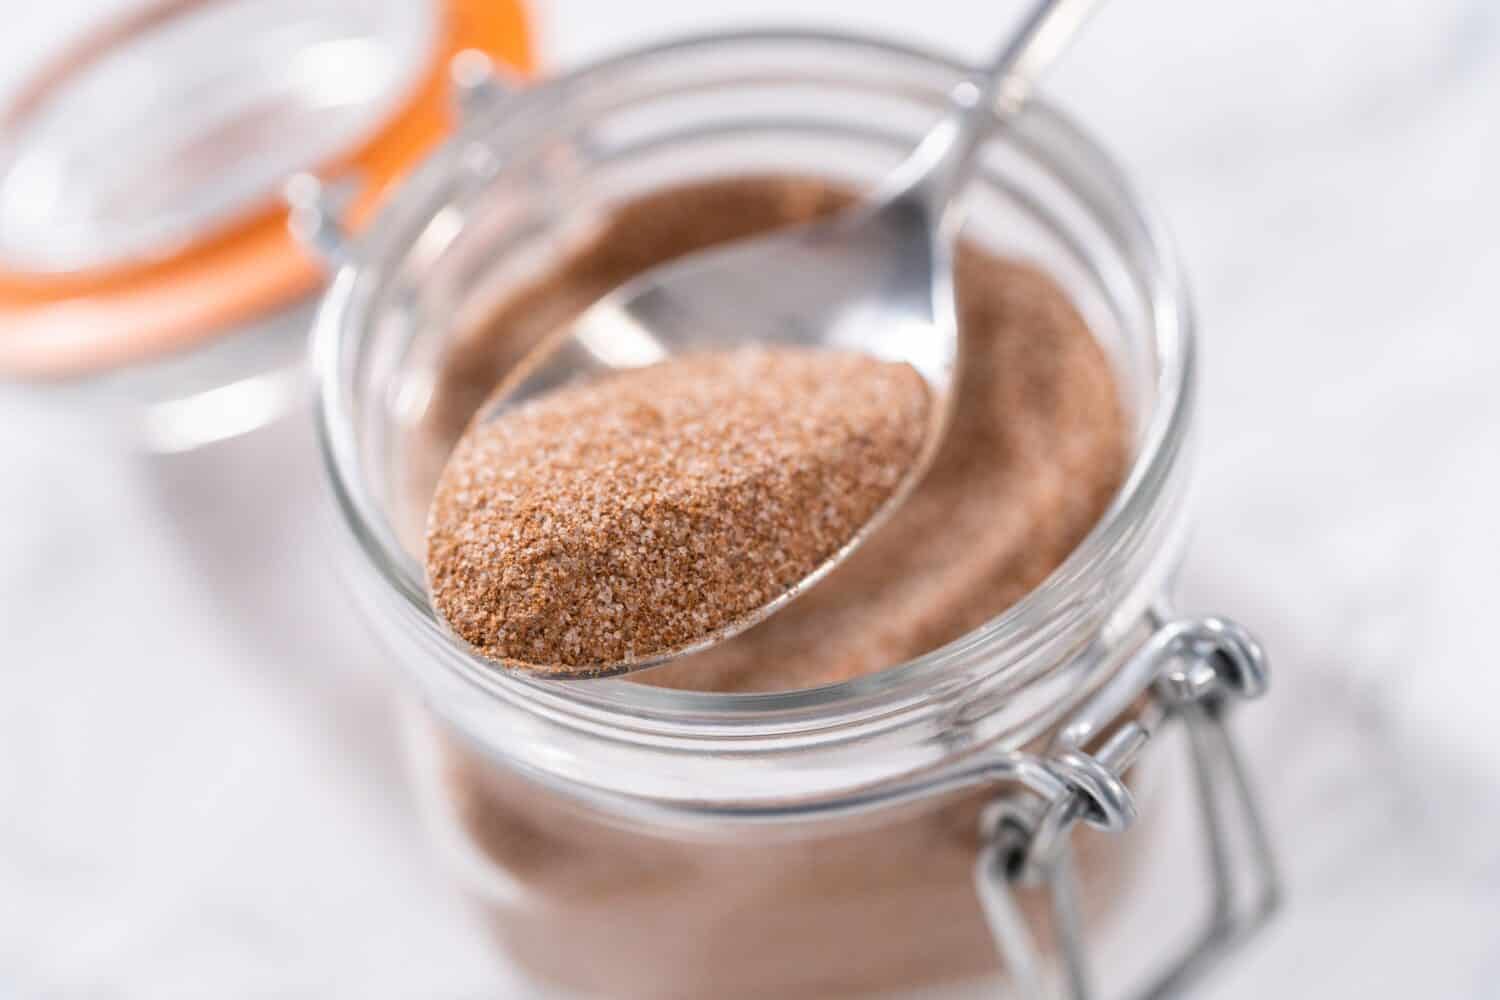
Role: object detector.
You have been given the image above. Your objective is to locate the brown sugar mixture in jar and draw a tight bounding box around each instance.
[415,176,1131,998]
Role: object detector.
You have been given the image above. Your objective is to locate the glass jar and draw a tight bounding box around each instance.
[0,0,532,453]
[314,30,1278,999]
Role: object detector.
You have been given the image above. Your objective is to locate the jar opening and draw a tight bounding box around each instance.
[314,29,1194,762]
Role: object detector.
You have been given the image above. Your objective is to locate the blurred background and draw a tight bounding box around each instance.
[2,0,1498,996]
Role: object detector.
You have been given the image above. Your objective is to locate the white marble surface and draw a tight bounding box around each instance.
[4,1,1500,997]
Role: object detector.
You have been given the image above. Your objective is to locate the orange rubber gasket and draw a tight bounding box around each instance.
[0,0,534,379]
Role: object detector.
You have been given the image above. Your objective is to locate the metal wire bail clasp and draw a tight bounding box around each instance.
[975,612,1280,999]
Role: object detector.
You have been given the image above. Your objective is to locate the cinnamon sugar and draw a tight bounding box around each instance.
[426,347,930,673]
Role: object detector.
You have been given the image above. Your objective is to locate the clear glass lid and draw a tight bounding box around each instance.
[0,0,439,275]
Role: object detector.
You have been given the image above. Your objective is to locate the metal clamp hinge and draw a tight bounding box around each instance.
[283,172,360,269]
[283,51,520,269]
[975,613,1281,999]
[449,49,518,124]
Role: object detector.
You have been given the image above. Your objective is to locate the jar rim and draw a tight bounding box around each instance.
[313,28,1194,770]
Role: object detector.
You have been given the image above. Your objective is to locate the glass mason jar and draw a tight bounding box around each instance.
[0,0,532,454]
[314,30,1279,999]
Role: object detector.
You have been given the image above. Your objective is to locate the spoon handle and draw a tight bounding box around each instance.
[982,0,1103,113]
[901,0,1104,215]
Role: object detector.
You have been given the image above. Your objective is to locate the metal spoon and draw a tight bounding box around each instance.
[471,0,1102,676]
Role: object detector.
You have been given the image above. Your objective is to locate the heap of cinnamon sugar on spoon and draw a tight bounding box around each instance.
[425,346,930,676]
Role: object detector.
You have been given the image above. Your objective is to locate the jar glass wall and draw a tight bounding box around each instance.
[316,30,1230,999]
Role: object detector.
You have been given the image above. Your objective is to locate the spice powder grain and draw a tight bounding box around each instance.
[425,346,931,673]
